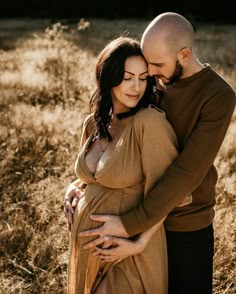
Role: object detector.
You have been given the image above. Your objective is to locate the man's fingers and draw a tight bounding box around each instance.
[89,214,110,222]
[102,241,113,249]
[103,236,121,245]
[83,237,105,250]
[79,227,103,238]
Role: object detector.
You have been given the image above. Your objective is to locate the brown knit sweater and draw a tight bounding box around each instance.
[121,64,236,234]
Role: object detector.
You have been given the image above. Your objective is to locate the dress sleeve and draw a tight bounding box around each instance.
[134,106,178,197]
[74,113,95,178]
[78,113,95,150]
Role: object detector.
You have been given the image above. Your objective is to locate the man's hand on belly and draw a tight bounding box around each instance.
[79,214,129,249]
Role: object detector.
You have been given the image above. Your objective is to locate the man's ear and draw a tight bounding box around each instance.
[178,47,190,63]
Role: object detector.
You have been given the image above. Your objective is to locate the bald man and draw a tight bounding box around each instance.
[64,12,236,293]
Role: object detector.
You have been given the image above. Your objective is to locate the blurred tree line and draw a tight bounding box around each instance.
[0,0,235,23]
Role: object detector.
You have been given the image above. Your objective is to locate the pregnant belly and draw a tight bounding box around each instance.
[73,183,143,233]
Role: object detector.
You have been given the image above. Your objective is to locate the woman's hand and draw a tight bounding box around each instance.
[64,181,86,231]
[92,235,144,264]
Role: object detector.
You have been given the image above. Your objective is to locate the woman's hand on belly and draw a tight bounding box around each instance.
[64,182,86,231]
[91,235,144,264]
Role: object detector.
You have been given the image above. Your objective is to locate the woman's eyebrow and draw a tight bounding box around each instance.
[125,70,148,75]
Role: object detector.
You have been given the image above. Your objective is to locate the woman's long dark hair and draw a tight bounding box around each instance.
[90,36,161,141]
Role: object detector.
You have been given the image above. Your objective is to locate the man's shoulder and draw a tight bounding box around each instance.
[208,70,235,108]
[208,65,235,96]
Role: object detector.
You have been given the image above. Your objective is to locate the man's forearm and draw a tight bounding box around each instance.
[136,217,166,248]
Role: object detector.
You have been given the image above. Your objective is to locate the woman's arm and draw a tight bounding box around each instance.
[64,114,94,230]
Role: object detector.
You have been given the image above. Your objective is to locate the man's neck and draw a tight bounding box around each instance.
[182,56,204,79]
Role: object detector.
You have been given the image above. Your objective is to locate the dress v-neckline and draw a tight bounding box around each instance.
[83,117,134,178]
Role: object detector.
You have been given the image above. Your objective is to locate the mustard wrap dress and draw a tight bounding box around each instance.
[67,106,179,294]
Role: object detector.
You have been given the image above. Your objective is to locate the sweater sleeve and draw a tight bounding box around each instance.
[121,90,236,236]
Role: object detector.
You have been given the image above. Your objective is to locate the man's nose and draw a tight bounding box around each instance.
[148,64,158,76]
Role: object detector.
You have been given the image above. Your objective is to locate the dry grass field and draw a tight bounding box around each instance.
[0,18,235,293]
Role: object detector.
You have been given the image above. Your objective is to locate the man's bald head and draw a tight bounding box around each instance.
[141,12,195,55]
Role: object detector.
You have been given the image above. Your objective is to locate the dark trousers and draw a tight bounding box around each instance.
[165,224,214,294]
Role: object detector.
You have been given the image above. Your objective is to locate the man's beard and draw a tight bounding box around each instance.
[164,60,183,86]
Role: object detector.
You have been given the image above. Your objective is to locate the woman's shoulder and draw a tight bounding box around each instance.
[133,105,177,144]
[83,113,94,126]
[82,113,95,136]
[134,104,168,126]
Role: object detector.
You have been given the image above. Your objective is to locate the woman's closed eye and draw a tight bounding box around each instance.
[140,77,148,81]
[123,76,148,81]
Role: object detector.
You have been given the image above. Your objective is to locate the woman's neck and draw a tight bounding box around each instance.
[110,113,131,128]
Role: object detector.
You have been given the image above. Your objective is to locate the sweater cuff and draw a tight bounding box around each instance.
[120,210,148,237]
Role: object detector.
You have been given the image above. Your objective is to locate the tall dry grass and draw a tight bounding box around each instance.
[0,18,235,293]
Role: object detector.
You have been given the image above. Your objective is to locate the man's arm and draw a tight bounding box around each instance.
[121,90,236,236]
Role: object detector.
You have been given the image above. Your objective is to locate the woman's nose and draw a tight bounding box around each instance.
[133,78,140,91]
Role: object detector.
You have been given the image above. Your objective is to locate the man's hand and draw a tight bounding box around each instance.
[93,235,144,264]
[79,214,129,248]
[64,182,86,231]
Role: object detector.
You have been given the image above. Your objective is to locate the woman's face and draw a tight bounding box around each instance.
[111,55,148,113]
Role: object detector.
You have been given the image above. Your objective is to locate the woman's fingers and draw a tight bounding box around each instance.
[80,183,87,190]
[92,236,139,263]
[114,258,123,265]
[100,255,124,263]
[67,211,74,225]
[72,194,81,207]
[64,195,75,215]
[93,247,117,256]
[64,186,84,221]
